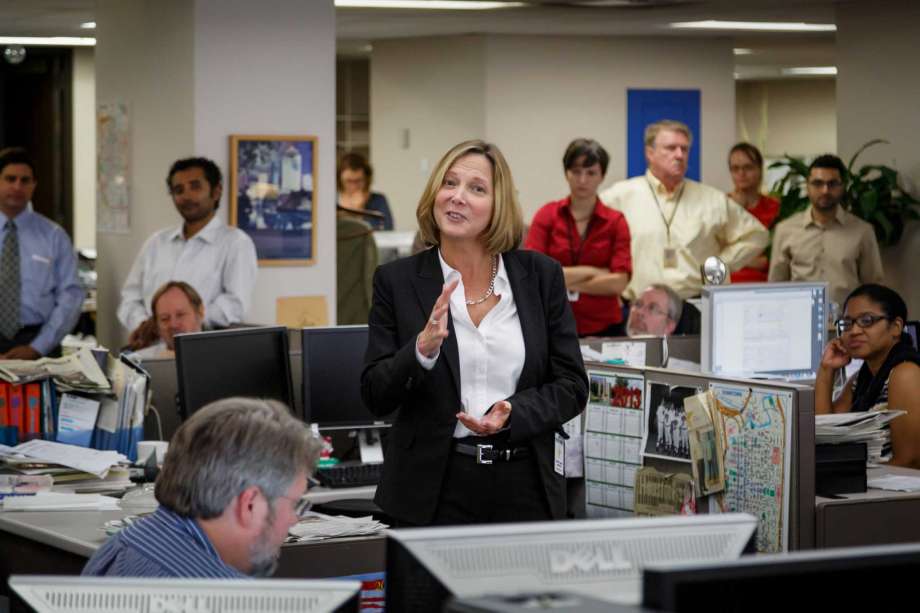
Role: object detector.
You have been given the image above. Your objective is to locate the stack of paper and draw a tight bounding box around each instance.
[0,348,111,392]
[816,409,906,464]
[0,440,131,495]
[1,491,120,511]
[288,511,388,542]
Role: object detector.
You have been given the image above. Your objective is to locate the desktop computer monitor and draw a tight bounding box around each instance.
[301,325,394,429]
[701,282,827,380]
[385,513,757,611]
[9,575,361,613]
[642,541,920,612]
[174,326,294,419]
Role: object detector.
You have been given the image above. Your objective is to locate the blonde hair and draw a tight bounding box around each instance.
[416,140,523,255]
[644,120,693,148]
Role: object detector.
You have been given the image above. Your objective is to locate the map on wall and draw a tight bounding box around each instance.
[97,102,130,233]
[709,383,793,553]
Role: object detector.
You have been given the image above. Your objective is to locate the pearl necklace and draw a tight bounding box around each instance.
[465,256,498,306]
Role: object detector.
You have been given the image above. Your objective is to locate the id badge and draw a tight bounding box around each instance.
[567,289,580,302]
[663,247,678,269]
[554,433,565,476]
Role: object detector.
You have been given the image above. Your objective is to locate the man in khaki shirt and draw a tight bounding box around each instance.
[600,120,768,300]
[768,154,884,308]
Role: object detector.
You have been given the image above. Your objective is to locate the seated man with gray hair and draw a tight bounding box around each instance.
[83,398,321,578]
[626,284,683,337]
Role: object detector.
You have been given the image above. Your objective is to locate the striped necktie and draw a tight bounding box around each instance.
[0,220,21,339]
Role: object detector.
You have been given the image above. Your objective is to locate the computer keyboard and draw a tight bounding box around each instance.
[314,462,382,488]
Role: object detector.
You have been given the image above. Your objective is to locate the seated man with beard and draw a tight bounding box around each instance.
[83,398,320,578]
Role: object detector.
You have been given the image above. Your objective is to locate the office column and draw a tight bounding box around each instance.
[95,0,336,348]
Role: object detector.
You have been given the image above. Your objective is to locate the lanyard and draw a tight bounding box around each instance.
[646,179,685,243]
[566,204,595,266]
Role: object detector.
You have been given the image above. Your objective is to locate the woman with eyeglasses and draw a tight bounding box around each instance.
[816,284,920,468]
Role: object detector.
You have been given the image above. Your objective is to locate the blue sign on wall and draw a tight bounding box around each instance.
[627,89,701,181]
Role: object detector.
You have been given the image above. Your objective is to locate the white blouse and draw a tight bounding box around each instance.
[416,251,526,438]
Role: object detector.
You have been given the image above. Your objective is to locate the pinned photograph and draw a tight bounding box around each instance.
[684,390,726,496]
[643,382,699,463]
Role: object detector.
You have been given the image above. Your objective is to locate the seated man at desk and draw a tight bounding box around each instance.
[132,281,205,359]
[626,284,682,337]
[83,398,321,578]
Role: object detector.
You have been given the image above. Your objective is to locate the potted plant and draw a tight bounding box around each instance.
[768,139,920,247]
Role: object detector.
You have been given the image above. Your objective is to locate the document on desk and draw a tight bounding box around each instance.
[5,440,127,478]
[288,511,388,542]
[867,474,920,492]
[600,341,647,366]
[1,491,120,511]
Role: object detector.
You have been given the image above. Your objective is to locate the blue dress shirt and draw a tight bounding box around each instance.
[82,506,246,578]
[0,209,84,355]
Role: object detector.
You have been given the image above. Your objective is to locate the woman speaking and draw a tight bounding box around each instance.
[361,140,588,526]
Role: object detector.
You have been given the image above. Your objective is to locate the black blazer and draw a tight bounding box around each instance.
[361,247,588,525]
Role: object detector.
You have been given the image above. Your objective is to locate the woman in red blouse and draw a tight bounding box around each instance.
[727,142,780,283]
[525,139,632,337]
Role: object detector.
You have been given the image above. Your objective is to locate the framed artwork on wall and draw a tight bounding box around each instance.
[229,135,317,266]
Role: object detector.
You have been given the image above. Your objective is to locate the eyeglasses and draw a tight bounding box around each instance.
[633,300,668,318]
[273,492,310,518]
[808,179,843,190]
[835,313,892,336]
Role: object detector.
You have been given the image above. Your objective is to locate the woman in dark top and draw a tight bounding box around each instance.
[525,138,632,337]
[361,139,587,527]
[337,152,394,231]
[816,284,920,468]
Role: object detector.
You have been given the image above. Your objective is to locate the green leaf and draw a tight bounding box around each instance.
[847,139,888,173]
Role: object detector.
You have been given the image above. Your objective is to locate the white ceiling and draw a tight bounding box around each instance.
[0,0,849,78]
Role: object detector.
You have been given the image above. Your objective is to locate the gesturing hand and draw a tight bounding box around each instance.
[417,279,459,358]
[457,400,512,435]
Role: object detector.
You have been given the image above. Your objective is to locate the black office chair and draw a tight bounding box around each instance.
[674,301,701,335]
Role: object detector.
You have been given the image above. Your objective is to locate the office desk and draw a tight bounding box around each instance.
[815,465,920,548]
[0,486,385,607]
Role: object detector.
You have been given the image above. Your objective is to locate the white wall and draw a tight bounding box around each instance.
[72,47,96,251]
[95,0,335,347]
[370,36,486,230]
[485,35,735,220]
[371,34,735,230]
[736,79,836,161]
[95,0,196,349]
[837,0,920,315]
[193,0,336,326]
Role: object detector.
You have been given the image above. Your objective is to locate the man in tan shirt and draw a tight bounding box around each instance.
[600,120,768,299]
[769,154,884,308]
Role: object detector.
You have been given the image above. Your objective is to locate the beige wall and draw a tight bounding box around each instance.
[371,34,735,231]
[370,36,486,229]
[736,79,836,161]
[837,0,920,316]
[95,0,196,348]
[72,47,96,251]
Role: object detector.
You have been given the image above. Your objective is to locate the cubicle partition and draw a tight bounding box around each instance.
[583,360,815,551]
[583,335,701,368]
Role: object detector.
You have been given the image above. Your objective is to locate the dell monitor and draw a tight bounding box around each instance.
[642,541,920,612]
[9,575,361,613]
[174,326,294,419]
[385,513,757,611]
[701,282,827,380]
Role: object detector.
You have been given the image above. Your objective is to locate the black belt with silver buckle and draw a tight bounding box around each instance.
[454,442,530,464]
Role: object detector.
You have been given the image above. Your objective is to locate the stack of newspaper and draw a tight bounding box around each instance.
[0,440,131,496]
[0,348,111,393]
[815,408,906,464]
[288,511,388,542]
